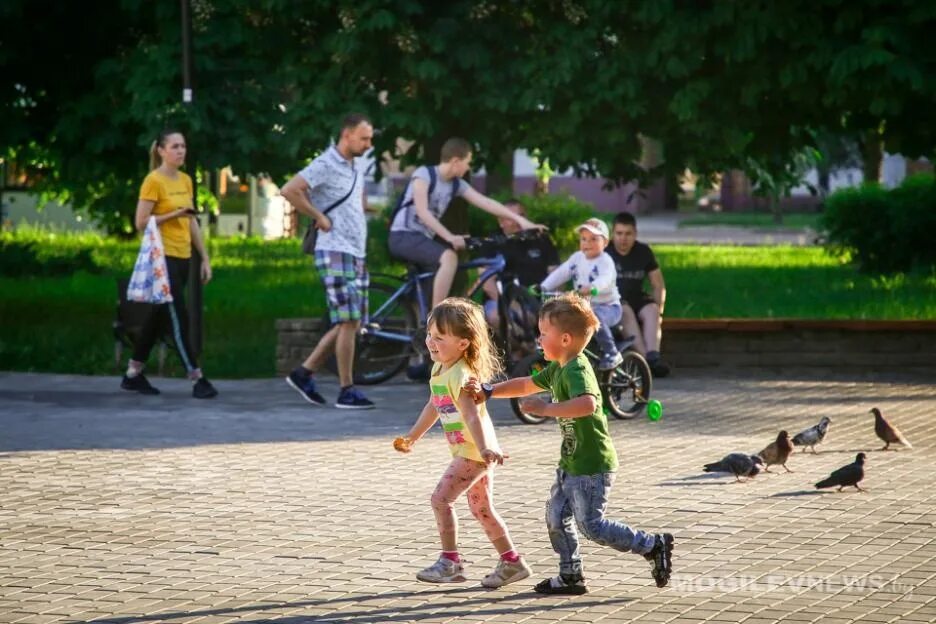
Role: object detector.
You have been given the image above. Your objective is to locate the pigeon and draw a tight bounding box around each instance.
[871,408,912,451]
[815,453,866,492]
[755,430,794,473]
[703,453,765,482]
[792,416,831,453]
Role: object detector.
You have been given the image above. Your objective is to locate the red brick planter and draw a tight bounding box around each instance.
[275,318,936,375]
[662,319,936,373]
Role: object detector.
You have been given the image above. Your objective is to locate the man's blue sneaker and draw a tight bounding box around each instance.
[335,386,375,410]
[285,368,326,406]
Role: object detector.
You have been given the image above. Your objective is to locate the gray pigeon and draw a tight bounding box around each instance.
[703,453,765,482]
[792,417,831,453]
[871,408,912,451]
[815,453,866,492]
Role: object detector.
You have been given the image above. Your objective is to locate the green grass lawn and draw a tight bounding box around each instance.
[678,212,822,230]
[1,239,933,378]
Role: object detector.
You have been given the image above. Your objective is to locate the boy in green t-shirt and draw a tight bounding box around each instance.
[468,293,674,594]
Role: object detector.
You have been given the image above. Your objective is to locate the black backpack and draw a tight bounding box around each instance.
[389,165,460,228]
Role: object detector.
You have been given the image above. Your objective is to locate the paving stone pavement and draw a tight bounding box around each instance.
[1,371,934,624]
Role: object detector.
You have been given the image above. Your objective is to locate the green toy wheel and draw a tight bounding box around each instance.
[647,399,663,421]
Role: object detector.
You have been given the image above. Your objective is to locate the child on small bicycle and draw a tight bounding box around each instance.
[539,218,623,370]
[465,293,674,594]
[393,297,532,588]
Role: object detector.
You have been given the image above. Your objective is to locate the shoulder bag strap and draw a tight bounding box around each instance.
[320,167,358,217]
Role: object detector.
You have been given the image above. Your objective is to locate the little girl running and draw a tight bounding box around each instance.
[393,297,532,588]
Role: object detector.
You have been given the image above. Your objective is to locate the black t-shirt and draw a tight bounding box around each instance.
[606,241,659,302]
[499,235,561,286]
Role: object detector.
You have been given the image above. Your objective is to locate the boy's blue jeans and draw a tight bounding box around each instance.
[546,468,655,577]
[592,302,622,359]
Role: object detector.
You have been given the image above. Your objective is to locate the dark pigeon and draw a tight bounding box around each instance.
[703,453,765,482]
[871,408,912,451]
[815,453,866,492]
[792,416,831,453]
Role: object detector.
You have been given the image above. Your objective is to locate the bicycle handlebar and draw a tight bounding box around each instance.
[464,228,547,251]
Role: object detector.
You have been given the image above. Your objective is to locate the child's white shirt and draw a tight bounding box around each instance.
[540,251,620,305]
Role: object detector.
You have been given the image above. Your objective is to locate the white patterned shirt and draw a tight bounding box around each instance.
[299,146,367,258]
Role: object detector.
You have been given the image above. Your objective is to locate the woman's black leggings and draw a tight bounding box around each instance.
[132,256,199,373]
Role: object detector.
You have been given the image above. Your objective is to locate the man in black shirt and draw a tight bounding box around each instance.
[606,212,671,377]
[482,199,560,324]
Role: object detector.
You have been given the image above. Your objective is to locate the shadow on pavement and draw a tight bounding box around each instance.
[769,489,826,497]
[1,371,932,453]
[79,587,632,624]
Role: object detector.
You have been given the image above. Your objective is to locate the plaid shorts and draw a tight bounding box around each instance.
[314,250,369,323]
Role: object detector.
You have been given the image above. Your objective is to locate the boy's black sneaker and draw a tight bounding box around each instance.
[121,374,160,395]
[533,573,588,595]
[285,368,326,405]
[644,533,674,588]
[192,377,218,399]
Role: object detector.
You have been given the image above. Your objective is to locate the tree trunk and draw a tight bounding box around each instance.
[817,166,830,197]
[770,193,783,225]
[861,129,883,184]
[662,168,679,212]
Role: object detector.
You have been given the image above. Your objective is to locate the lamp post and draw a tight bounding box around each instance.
[181,0,202,358]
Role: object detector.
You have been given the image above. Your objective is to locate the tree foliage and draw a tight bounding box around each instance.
[1,0,934,233]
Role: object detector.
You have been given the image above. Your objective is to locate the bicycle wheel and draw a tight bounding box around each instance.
[602,351,653,420]
[498,283,541,367]
[323,281,417,385]
[509,352,550,425]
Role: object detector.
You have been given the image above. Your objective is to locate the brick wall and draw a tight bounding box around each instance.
[662,320,936,374]
[275,318,326,375]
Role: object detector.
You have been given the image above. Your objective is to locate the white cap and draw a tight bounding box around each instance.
[576,218,609,239]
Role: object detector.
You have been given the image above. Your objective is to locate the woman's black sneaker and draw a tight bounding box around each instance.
[644,533,674,588]
[192,377,218,399]
[533,573,588,595]
[121,374,160,395]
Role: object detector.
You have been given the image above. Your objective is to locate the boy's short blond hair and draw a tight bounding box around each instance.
[539,292,600,340]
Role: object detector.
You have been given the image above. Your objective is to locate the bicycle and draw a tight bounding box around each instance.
[508,290,653,424]
[321,229,548,385]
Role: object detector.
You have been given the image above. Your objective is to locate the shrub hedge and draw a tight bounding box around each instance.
[1,193,598,277]
[822,174,936,274]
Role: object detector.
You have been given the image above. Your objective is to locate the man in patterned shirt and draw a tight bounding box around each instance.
[281,113,376,409]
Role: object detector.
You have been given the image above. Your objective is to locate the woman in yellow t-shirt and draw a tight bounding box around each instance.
[393,298,532,588]
[120,129,218,399]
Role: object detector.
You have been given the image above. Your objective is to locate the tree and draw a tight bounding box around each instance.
[2,1,933,234]
[520,1,935,189]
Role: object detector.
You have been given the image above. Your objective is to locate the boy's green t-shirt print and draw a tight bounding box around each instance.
[533,353,619,476]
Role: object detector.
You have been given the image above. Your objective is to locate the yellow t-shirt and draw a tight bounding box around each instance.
[430,360,499,463]
[139,170,193,259]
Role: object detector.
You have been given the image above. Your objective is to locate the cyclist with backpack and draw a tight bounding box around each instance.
[388,138,544,311]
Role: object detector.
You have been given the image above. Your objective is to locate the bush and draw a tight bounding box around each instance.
[822,174,936,274]
[515,193,596,254]
[0,229,123,277]
[888,174,936,272]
